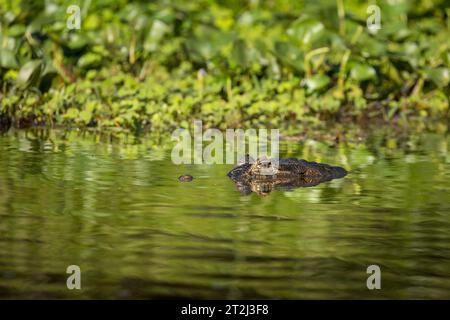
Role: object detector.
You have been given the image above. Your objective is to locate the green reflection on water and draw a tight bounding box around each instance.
[0,129,449,299]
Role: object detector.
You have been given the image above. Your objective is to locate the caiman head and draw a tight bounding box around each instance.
[248,157,280,177]
[227,155,279,181]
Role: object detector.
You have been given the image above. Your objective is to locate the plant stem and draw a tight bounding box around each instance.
[337,0,345,36]
[337,49,350,95]
[304,47,330,78]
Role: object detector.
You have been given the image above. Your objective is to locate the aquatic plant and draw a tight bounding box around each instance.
[0,0,448,133]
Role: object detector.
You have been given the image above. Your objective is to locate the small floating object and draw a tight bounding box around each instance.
[178,174,193,182]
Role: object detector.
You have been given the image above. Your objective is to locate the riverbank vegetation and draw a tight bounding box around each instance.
[0,0,449,135]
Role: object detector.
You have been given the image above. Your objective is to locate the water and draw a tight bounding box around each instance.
[0,129,449,299]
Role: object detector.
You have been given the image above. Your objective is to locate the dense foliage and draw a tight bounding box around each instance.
[0,0,449,134]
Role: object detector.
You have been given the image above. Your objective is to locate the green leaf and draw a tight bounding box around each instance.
[359,36,386,58]
[144,20,170,52]
[7,24,26,37]
[305,74,330,93]
[66,33,89,51]
[79,110,92,124]
[64,108,79,119]
[77,53,103,69]
[426,67,450,88]
[273,42,304,73]
[230,39,248,69]
[16,60,43,89]
[287,17,324,47]
[0,49,18,69]
[349,63,376,82]
[186,28,233,61]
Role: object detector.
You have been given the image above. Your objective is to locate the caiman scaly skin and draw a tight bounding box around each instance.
[227,156,347,195]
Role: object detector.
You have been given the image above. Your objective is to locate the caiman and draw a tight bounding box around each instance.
[227,155,347,195]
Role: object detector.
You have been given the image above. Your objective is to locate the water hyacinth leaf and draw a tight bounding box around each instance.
[0,34,17,52]
[79,110,92,124]
[2,11,16,25]
[391,28,411,41]
[144,20,170,52]
[349,63,376,81]
[38,59,58,92]
[153,8,176,25]
[426,67,450,87]
[16,60,43,89]
[287,17,324,47]
[305,74,330,92]
[134,15,150,31]
[39,72,57,92]
[0,49,18,69]
[442,51,450,67]
[120,3,147,24]
[185,40,211,60]
[64,107,79,119]
[186,29,233,61]
[7,24,26,37]
[77,53,103,69]
[65,33,89,52]
[401,42,420,68]
[273,41,304,73]
[26,14,57,35]
[150,20,170,39]
[230,39,248,69]
[359,36,386,58]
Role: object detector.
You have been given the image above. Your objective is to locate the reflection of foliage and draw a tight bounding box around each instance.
[0,0,449,132]
[0,129,449,298]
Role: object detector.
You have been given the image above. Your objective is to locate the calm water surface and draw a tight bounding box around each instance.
[0,129,449,299]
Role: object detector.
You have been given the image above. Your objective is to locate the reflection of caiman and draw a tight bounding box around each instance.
[0,114,11,134]
[227,156,347,195]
